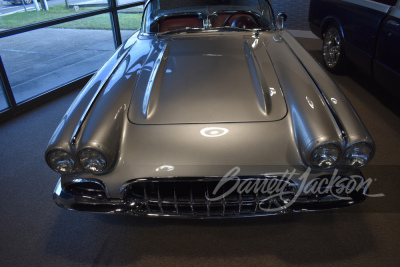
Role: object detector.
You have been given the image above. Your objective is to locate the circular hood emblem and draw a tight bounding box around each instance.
[156,165,174,172]
[200,127,229,138]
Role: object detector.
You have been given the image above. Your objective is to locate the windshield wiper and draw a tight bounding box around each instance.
[156,27,203,36]
[156,26,270,36]
[216,27,270,32]
[217,27,254,32]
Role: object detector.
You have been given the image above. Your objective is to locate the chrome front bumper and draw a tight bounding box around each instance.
[53,174,368,218]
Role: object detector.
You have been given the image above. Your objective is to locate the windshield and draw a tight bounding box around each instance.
[141,0,275,34]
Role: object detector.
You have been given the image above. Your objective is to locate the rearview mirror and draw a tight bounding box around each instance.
[276,12,288,31]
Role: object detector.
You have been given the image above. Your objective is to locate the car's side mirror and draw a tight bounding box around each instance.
[276,12,288,32]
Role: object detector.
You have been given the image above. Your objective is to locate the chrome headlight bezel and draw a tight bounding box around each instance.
[343,142,374,168]
[46,149,75,174]
[78,148,107,174]
[310,143,341,169]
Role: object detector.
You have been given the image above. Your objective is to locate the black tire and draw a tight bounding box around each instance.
[322,23,348,73]
[23,0,33,4]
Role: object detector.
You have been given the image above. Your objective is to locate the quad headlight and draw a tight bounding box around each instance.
[344,142,373,168]
[46,149,75,173]
[78,148,107,173]
[310,144,341,169]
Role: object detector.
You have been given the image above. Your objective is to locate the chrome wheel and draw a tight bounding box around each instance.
[23,0,32,4]
[323,27,341,68]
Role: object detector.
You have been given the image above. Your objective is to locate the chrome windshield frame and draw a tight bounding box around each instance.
[140,0,276,35]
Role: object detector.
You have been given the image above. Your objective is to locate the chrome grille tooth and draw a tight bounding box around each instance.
[222,184,226,216]
[271,197,279,210]
[125,177,296,217]
[190,183,195,216]
[238,192,243,215]
[143,186,150,213]
[205,181,210,217]
[268,196,274,211]
[254,190,259,214]
[157,182,164,213]
[173,183,179,214]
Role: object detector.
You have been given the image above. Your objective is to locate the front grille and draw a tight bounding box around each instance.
[123,178,297,217]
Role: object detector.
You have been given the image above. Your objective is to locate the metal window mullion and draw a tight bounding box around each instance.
[109,0,122,49]
[0,56,16,108]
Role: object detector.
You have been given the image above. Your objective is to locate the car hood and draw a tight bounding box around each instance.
[128,35,287,124]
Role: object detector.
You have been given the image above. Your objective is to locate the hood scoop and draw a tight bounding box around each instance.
[129,36,287,124]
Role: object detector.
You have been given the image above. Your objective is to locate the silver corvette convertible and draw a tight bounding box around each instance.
[46,0,375,218]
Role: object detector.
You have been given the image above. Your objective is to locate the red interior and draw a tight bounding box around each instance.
[159,17,203,32]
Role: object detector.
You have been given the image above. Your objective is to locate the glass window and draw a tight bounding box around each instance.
[0,14,115,103]
[0,82,10,111]
[0,1,109,31]
[118,6,144,43]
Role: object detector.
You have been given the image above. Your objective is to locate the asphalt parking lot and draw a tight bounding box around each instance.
[0,28,135,107]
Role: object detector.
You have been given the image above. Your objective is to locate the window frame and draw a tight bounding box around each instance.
[0,0,146,123]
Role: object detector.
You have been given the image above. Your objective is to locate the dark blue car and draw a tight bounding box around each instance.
[309,0,400,97]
